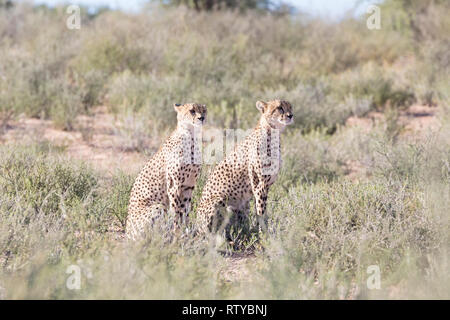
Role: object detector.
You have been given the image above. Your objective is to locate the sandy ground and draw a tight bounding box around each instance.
[0,106,150,175]
[345,104,441,134]
[344,104,442,180]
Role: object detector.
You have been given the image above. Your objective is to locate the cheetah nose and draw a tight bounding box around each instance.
[287,114,293,119]
[198,116,205,122]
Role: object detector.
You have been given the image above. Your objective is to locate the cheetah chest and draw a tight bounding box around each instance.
[179,164,201,187]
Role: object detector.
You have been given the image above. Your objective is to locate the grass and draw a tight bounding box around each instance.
[0,0,449,299]
[0,115,448,298]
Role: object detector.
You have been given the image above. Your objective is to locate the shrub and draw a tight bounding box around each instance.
[251,179,440,299]
[0,143,97,217]
[103,171,134,228]
[335,63,416,111]
[265,82,364,133]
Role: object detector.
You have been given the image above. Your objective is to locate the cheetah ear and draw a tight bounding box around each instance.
[173,103,182,111]
[256,101,267,113]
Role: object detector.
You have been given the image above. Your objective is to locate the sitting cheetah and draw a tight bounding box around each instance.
[126,103,207,239]
[196,100,293,234]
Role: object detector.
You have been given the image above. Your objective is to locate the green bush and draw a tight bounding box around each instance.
[247,179,441,299]
[266,82,358,132]
[335,63,416,111]
[275,129,345,189]
[0,138,448,299]
[2,3,448,132]
[0,143,97,216]
[103,171,134,228]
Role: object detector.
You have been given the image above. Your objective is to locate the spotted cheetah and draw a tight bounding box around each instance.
[126,103,207,239]
[196,100,293,234]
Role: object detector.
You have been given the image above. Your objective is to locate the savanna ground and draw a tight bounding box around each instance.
[0,0,449,299]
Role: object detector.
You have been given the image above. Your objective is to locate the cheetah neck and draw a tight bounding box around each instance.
[259,116,286,132]
[176,122,197,135]
[257,118,282,153]
[176,123,202,146]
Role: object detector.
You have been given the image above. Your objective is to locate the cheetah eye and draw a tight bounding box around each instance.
[190,110,196,115]
[277,107,284,114]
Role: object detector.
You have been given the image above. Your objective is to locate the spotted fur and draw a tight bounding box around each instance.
[126,103,207,240]
[196,100,293,234]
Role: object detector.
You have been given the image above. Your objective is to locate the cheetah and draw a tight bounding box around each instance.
[196,99,293,234]
[126,103,207,240]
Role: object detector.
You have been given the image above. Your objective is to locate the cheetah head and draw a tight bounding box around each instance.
[174,103,207,128]
[256,100,293,129]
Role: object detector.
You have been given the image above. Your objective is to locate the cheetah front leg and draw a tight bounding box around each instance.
[166,170,185,228]
[196,197,222,235]
[180,185,195,223]
[249,165,269,232]
[126,204,165,240]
